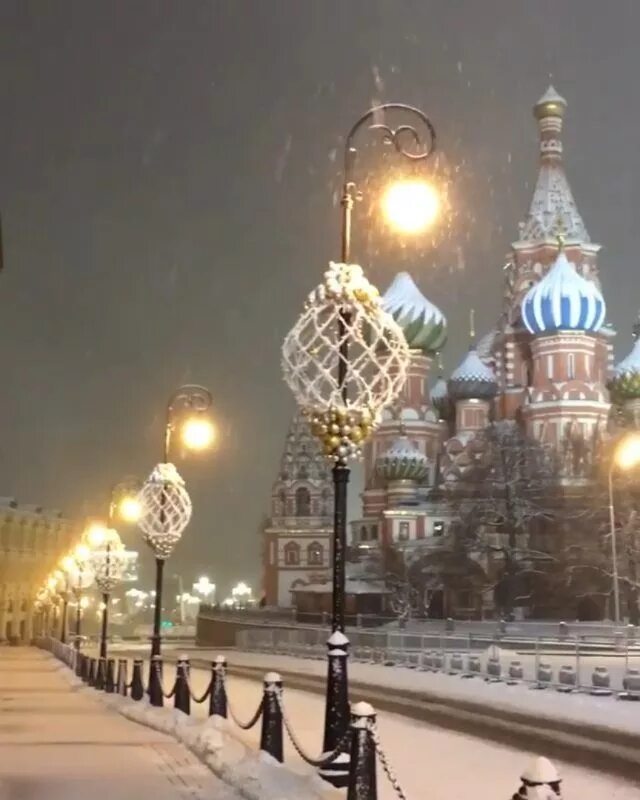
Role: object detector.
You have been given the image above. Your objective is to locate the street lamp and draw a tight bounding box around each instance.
[282,103,436,783]
[137,384,214,706]
[87,523,136,662]
[193,576,216,610]
[63,543,94,651]
[53,566,72,644]
[608,432,640,624]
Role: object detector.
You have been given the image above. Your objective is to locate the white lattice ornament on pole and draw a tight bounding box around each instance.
[282,262,410,463]
[137,462,192,559]
[89,540,133,593]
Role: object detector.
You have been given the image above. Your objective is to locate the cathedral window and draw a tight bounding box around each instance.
[568,353,575,380]
[295,487,311,516]
[284,541,300,565]
[278,489,287,515]
[398,522,410,541]
[547,355,554,379]
[298,465,308,480]
[360,525,368,542]
[370,526,378,540]
[307,541,324,565]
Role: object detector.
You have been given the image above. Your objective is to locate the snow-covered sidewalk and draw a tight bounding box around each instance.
[0,647,240,799]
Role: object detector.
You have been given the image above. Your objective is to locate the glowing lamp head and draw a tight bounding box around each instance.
[381,179,439,234]
[615,434,640,471]
[86,523,108,548]
[61,556,74,573]
[74,544,90,563]
[181,416,215,451]
[118,495,143,523]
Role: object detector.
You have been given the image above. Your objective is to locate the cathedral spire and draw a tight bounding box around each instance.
[518,86,589,244]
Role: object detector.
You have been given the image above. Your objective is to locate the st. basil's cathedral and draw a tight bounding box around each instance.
[261,87,640,621]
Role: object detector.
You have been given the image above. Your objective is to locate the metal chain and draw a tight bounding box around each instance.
[184,672,211,704]
[371,722,408,800]
[155,662,176,700]
[223,674,263,730]
[274,687,351,767]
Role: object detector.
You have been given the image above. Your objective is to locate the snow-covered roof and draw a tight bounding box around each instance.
[520,87,589,244]
[448,347,497,401]
[376,435,429,483]
[450,348,495,383]
[614,338,640,377]
[535,85,567,110]
[521,250,606,335]
[383,272,447,353]
[430,377,448,402]
[476,329,497,362]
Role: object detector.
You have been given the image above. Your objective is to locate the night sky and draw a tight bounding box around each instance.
[1,1,640,597]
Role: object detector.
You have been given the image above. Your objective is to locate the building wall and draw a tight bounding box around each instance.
[0,499,77,641]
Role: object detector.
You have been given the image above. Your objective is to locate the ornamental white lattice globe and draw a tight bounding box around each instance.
[282,262,410,462]
[89,540,135,593]
[64,562,95,590]
[137,463,192,559]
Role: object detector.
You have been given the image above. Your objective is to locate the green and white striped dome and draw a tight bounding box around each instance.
[376,435,429,483]
[383,272,447,354]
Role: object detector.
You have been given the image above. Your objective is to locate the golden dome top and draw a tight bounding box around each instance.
[533,85,567,120]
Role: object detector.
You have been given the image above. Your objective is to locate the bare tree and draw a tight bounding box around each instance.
[448,420,558,619]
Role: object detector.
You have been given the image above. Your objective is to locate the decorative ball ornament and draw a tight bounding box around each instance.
[282,262,411,464]
[88,532,134,593]
[137,462,192,559]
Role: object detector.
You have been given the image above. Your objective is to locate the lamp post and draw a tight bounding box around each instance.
[282,104,436,784]
[88,480,142,661]
[608,433,640,624]
[138,384,214,706]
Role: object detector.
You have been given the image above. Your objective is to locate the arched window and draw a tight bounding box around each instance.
[298,465,308,480]
[295,487,311,516]
[360,525,368,542]
[278,489,287,514]
[308,541,324,566]
[284,541,300,566]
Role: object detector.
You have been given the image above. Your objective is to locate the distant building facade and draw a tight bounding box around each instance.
[261,414,333,607]
[0,498,76,640]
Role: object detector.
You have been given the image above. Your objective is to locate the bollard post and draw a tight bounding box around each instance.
[116,659,128,696]
[130,658,144,701]
[346,702,377,800]
[87,658,97,687]
[260,672,283,763]
[209,656,228,717]
[148,655,164,707]
[95,657,106,690]
[174,656,191,715]
[105,658,116,693]
[75,652,84,679]
[514,756,562,798]
[82,654,91,683]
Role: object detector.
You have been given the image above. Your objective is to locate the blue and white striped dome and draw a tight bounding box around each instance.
[521,251,606,335]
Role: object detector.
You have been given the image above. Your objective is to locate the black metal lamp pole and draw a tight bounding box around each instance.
[74,573,83,651]
[321,105,436,783]
[60,595,68,644]
[147,385,212,707]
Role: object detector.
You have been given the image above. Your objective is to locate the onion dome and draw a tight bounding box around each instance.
[376,435,429,482]
[448,346,497,401]
[383,272,447,353]
[430,376,450,419]
[609,331,640,403]
[521,249,606,335]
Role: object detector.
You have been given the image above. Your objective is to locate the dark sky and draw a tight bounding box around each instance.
[1,1,640,597]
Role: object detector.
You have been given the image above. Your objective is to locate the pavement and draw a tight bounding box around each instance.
[0,647,240,800]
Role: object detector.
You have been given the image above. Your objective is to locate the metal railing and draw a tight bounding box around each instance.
[236,625,640,697]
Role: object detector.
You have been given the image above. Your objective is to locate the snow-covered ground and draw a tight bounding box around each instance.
[0,647,241,800]
[152,646,640,740]
[170,660,639,800]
